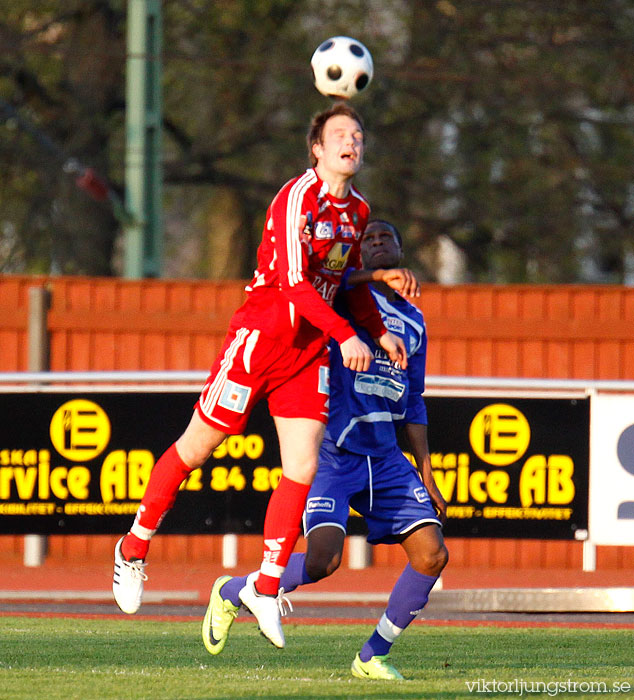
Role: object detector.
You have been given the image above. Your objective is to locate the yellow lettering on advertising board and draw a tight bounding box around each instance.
[432,449,574,509]
[252,467,283,492]
[12,467,37,499]
[179,468,203,491]
[547,455,575,504]
[431,452,509,504]
[127,450,154,499]
[50,466,91,499]
[100,450,154,503]
[0,502,56,515]
[210,466,247,491]
[212,434,264,460]
[519,455,575,507]
[0,455,89,500]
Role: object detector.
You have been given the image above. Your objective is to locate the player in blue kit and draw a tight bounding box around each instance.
[203,219,448,680]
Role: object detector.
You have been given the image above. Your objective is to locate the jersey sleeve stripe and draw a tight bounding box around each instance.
[336,410,407,448]
[286,170,316,287]
[286,173,310,285]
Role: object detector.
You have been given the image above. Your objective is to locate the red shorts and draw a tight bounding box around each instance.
[196,328,330,434]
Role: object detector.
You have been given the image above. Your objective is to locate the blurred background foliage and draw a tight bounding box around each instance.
[1,0,633,282]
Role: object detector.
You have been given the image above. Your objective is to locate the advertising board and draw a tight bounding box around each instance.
[0,392,589,539]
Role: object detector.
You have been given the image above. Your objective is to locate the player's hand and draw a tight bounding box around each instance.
[340,335,374,372]
[374,268,420,298]
[430,488,448,525]
[376,331,408,369]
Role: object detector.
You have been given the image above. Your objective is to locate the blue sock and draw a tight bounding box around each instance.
[359,564,437,662]
[219,574,248,607]
[219,553,314,606]
[279,552,314,593]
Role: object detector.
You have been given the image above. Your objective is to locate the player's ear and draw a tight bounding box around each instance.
[312,141,323,161]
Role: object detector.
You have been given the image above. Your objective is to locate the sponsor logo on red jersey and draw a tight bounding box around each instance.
[313,275,338,305]
[323,242,352,271]
[314,221,334,239]
[337,224,356,239]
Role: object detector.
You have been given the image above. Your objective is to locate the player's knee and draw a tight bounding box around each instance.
[410,543,449,577]
[305,550,342,581]
[278,453,319,485]
[176,419,226,468]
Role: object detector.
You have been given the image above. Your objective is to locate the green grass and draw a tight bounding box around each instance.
[0,616,633,699]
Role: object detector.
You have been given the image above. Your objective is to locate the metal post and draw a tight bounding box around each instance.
[222,534,238,569]
[124,0,163,279]
[582,540,597,572]
[348,535,372,569]
[24,287,50,567]
[28,287,49,374]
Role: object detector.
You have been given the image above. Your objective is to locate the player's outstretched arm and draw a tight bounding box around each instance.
[375,330,408,369]
[373,268,420,298]
[347,268,420,298]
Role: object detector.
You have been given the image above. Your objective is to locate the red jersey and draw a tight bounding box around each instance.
[231,168,385,348]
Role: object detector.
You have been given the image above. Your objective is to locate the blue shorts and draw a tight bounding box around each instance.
[304,440,441,545]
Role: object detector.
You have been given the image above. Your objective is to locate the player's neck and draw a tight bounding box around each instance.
[329,182,350,199]
[315,166,352,199]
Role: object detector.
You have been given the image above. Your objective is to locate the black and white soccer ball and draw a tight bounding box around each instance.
[310,36,374,100]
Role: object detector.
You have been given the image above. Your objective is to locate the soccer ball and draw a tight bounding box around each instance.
[311,36,374,100]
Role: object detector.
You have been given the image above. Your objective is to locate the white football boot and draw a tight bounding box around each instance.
[239,572,285,648]
[113,536,148,614]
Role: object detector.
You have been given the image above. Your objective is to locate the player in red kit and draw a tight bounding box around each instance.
[113,103,416,648]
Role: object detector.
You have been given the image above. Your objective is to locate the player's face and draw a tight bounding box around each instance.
[312,115,365,181]
[361,223,402,269]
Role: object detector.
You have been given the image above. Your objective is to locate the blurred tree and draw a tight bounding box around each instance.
[1,0,633,282]
[364,0,634,282]
[0,0,126,275]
